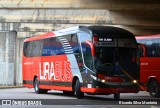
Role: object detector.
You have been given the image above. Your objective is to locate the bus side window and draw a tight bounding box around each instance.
[32,40,43,57]
[66,34,80,54]
[138,44,147,57]
[42,37,65,56]
[23,42,28,57]
[158,39,160,56]
[25,42,33,57]
[139,46,144,57]
[146,39,158,57]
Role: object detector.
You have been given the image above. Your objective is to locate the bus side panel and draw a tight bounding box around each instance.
[140,57,160,88]
[31,55,73,90]
[22,56,34,88]
[23,34,83,91]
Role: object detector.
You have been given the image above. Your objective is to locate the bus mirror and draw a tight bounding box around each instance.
[138,43,147,57]
[85,41,95,56]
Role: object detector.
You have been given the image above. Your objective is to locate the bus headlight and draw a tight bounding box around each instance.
[101,79,105,83]
[90,75,105,83]
[90,75,97,80]
[132,80,137,83]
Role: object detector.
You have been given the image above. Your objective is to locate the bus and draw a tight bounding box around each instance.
[136,34,160,98]
[23,26,140,99]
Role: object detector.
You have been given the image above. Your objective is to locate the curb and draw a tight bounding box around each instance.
[0,86,24,89]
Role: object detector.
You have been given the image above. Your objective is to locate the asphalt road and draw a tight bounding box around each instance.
[0,87,160,108]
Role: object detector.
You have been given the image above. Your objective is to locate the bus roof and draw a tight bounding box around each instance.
[24,32,55,42]
[24,26,88,42]
[88,26,134,38]
[136,34,160,40]
[24,26,134,42]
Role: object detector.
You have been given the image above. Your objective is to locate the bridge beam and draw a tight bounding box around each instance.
[0,0,160,10]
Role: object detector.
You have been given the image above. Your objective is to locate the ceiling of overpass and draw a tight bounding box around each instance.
[0,0,160,36]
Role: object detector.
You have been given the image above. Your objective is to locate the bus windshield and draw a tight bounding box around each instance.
[95,47,138,78]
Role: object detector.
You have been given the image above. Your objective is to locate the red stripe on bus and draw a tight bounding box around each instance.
[39,85,72,91]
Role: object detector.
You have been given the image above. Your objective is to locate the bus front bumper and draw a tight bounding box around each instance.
[81,86,139,94]
[81,80,139,94]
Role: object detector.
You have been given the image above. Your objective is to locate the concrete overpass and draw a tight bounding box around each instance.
[0,0,160,86]
[0,0,160,36]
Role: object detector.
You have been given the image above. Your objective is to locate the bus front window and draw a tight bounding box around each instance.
[95,47,139,78]
[95,49,113,68]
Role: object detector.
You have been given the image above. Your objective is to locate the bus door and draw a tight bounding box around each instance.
[138,43,148,90]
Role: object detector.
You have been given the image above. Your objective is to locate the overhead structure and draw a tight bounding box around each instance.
[0,0,160,36]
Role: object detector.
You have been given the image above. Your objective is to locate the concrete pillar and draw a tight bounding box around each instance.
[15,38,25,86]
[0,31,16,86]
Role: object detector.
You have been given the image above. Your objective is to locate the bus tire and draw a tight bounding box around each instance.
[34,78,48,94]
[75,79,84,99]
[149,80,160,98]
[63,91,75,95]
[114,93,120,100]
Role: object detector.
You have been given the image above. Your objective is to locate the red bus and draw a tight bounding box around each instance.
[136,35,160,98]
[23,26,139,99]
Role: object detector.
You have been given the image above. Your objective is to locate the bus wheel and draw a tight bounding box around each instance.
[75,79,84,99]
[149,80,160,98]
[34,78,48,94]
[63,91,75,95]
[114,93,120,100]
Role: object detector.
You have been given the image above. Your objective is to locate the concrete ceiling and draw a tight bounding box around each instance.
[0,0,160,36]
